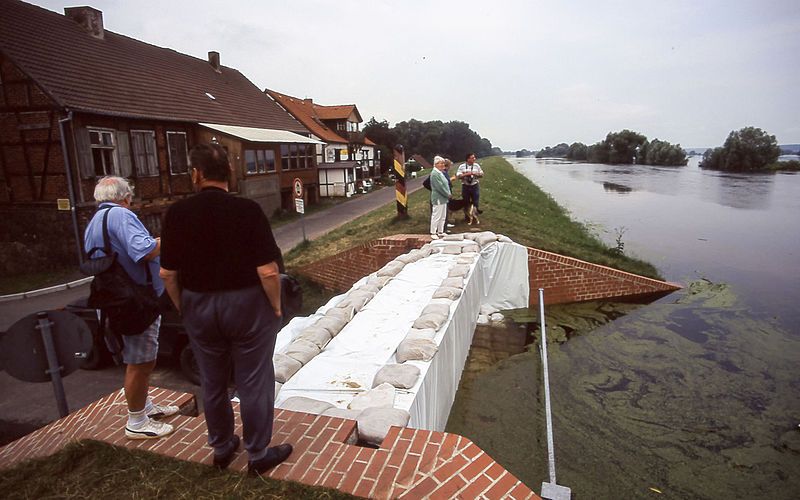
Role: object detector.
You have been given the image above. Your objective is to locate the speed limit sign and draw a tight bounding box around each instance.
[293,178,304,199]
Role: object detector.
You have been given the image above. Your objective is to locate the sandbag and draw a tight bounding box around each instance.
[358,283,381,295]
[274,353,302,383]
[477,314,490,325]
[326,305,355,322]
[498,234,513,243]
[421,303,450,317]
[441,277,464,289]
[433,286,462,299]
[462,243,481,253]
[412,312,447,330]
[490,312,505,322]
[457,255,476,265]
[295,325,332,349]
[406,327,436,340]
[373,364,421,389]
[377,261,405,277]
[475,232,498,247]
[284,339,321,365]
[314,316,348,336]
[366,274,393,288]
[448,264,471,277]
[338,293,371,312]
[356,407,411,446]
[442,233,464,241]
[396,337,438,363]
[443,245,462,255]
[348,382,395,410]
[395,252,422,264]
[280,396,334,415]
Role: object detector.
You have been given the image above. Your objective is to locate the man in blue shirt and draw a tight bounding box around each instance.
[84,176,177,439]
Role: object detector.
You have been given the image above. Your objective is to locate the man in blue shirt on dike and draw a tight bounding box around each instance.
[84,176,178,440]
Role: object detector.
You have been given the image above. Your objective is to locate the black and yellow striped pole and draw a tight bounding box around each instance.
[393,144,408,218]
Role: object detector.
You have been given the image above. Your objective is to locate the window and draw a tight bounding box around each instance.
[289,144,297,170]
[245,148,276,174]
[130,130,158,176]
[166,131,189,174]
[281,144,289,170]
[88,129,116,177]
[336,122,345,132]
[347,121,358,133]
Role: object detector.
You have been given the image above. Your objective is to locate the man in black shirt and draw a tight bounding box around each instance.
[160,143,292,475]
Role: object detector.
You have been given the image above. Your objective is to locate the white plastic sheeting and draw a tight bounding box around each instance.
[274,238,529,431]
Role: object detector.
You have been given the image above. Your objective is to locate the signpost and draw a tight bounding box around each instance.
[393,144,408,219]
[293,177,306,242]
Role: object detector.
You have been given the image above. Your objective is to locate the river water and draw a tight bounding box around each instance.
[447,157,800,499]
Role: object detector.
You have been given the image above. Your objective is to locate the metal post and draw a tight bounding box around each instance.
[538,288,571,500]
[36,312,70,418]
[301,211,307,242]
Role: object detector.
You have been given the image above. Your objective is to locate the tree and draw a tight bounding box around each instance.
[535,143,570,158]
[365,117,493,168]
[700,127,781,171]
[605,129,647,164]
[638,139,687,166]
[566,142,588,160]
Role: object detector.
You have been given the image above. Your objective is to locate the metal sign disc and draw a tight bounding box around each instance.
[1,310,92,383]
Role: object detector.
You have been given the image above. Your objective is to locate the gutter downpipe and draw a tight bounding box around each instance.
[58,110,83,266]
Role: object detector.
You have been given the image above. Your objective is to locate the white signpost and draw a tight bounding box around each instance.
[293,178,306,241]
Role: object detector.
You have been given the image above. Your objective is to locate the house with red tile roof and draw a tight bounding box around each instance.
[266,89,378,197]
[0,0,321,269]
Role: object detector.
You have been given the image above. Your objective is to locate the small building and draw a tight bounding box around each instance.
[318,161,359,198]
[0,0,320,270]
[266,90,378,196]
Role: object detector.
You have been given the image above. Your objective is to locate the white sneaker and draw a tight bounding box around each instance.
[430,234,440,240]
[125,418,174,440]
[446,223,455,228]
[147,403,179,419]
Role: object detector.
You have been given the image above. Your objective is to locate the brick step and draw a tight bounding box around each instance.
[1,387,539,499]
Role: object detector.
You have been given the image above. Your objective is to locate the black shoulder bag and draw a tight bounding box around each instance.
[79,207,160,336]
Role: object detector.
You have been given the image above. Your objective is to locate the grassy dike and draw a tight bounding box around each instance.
[286,156,660,279]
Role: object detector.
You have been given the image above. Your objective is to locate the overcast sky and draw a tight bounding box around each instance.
[28,0,800,150]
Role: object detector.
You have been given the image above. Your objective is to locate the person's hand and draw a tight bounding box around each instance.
[273,307,283,318]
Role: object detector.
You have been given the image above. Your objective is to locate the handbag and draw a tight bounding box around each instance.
[80,207,160,336]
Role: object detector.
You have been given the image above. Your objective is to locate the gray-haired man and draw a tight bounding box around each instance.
[83,176,178,439]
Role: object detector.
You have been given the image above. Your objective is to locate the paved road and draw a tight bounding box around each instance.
[0,178,425,445]
[273,177,425,252]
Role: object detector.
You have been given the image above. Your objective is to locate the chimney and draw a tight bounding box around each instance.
[64,6,104,39]
[208,51,221,72]
[303,98,313,105]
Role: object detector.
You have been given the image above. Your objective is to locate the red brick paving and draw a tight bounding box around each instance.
[0,387,539,499]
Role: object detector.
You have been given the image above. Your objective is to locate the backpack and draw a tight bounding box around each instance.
[79,207,160,336]
[423,175,431,190]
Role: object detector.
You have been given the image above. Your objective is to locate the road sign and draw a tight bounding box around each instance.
[295,198,305,214]
[293,178,304,199]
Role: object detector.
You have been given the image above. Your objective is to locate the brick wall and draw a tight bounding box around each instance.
[527,247,680,305]
[300,235,681,304]
[299,234,427,291]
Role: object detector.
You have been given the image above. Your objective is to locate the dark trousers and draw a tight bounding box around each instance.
[181,285,280,458]
[461,184,480,215]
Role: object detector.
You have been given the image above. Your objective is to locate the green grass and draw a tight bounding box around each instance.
[0,440,354,499]
[286,156,661,279]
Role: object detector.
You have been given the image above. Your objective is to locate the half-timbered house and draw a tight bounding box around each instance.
[0,0,320,271]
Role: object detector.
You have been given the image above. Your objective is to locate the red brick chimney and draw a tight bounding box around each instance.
[64,6,104,39]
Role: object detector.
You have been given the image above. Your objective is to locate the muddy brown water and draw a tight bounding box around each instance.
[446,157,800,499]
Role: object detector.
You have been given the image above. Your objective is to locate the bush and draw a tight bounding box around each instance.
[701,127,781,171]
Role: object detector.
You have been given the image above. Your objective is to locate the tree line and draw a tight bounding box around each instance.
[536,130,688,166]
[364,118,494,171]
